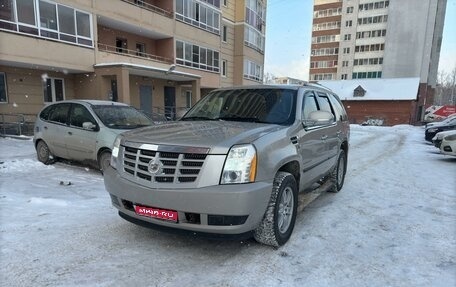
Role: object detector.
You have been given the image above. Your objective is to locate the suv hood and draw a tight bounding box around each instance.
[122,121,284,154]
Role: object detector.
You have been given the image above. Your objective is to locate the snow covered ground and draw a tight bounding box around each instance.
[1,125,455,287]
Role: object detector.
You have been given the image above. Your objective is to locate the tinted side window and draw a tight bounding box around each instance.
[48,103,70,124]
[39,105,54,121]
[328,93,348,121]
[316,92,335,116]
[70,104,97,128]
[302,91,319,119]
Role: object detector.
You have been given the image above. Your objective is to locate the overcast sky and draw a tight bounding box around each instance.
[264,0,456,81]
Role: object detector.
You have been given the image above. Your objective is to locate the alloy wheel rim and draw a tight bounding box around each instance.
[278,186,294,234]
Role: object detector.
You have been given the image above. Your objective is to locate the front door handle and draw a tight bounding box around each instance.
[321,135,328,140]
[68,131,72,135]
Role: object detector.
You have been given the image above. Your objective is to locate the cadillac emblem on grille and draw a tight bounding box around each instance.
[148,157,163,175]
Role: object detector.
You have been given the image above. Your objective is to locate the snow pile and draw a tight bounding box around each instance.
[0,126,455,287]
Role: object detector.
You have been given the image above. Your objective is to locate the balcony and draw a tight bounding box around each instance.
[120,0,173,18]
[98,43,173,64]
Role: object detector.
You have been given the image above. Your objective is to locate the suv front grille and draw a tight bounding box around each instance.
[121,145,208,184]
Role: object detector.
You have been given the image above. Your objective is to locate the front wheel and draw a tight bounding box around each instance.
[254,171,298,247]
[98,151,112,174]
[328,149,347,193]
[36,140,53,165]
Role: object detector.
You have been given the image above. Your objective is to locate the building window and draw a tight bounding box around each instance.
[343,47,350,54]
[344,34,351,41]
[43,78,65,103]
[312,21,341,31]
[341,74,348,80]
[244,25,265,53]
[313,7,342,18]
[222,25,227,42]
[342,61,349,67]
[176,40,220,73]
[0,73,7,103]
[245,0,266,32]
[223,0,227,6]
[243,59,263,82]
[345,20,352,27]
[346,6,354,13]
[185,91,192,108]
[222,60,227,77]
[312,34,340,44]
[310,60,338,69]
[312,74,334,81]
[359,1,389,11]
[352,71,382,79]
[116,38,127,53]
[358,15,388,25]
[136,43,146,57]
[175,0,220,34]
[0,0,93,47]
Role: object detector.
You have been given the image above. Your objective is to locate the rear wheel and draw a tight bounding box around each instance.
[328,149,346,193]
[36,140,53,165]
[254,172,298,247]
[98,151,112,174]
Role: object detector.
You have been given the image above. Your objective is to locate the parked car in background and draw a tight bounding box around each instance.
[440,132,456,157]
[432,130,456,148]
[33,100,153,172]
[425,113,456,128]
[104,84,350,247]
[425,117,456,142]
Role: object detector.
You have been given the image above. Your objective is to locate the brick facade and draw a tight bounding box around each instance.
[342,100,415,126]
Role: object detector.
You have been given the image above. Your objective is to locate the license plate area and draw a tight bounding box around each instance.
[134,205,178,222]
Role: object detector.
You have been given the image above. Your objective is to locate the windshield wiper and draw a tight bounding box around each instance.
[216,116,267,123]
[180,116,218,121]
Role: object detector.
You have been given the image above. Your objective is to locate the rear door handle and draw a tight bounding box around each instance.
[321,135,328,140]
[44,126,48,130]
[68,131,72,135]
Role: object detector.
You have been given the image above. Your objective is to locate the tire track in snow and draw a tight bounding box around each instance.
[348,129,406,177]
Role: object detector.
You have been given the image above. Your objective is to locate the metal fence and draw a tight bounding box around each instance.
[0,114,37,137]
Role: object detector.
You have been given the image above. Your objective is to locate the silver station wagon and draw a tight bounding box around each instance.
[33,100,153,172]
[104,85,350,246]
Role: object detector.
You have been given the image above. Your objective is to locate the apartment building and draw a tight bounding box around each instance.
[0,0,266,119]
[310,0,447,123]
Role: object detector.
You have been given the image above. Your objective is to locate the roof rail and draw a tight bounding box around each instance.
[303,81,333,92]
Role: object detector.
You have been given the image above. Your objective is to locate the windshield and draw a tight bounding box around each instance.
[92,105,153,129]
[181,89,297,125]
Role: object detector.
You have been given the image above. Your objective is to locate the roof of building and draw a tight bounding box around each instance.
[318,77,420,101]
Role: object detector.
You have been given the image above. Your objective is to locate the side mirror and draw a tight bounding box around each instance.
[303,111,334,127]
[82,122,97,131]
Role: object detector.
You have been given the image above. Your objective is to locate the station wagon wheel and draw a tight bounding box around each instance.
[328,149,346,193]
[98,151,112,174]
[36,140,53,165]
[254,171,298,247]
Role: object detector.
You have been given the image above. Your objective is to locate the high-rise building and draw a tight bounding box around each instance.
[0,0,267,119]
[310,0,447,121]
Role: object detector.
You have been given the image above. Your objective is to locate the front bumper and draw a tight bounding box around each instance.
[103,166,273,235]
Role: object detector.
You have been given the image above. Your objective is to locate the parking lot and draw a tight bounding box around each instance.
[1,125,455,287]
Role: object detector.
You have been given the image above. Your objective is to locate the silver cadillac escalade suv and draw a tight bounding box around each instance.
[104,84,349,246]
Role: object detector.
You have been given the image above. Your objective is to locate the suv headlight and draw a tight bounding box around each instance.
[444,134,456,141]
[110,135,123,170]
[221,144,257,184]
[427,128,438,133]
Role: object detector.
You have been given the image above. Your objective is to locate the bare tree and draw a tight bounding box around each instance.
[436,65,456,105]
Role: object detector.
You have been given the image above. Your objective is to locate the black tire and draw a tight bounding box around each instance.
[36,140,53,165]
[254,171,298,247]
[98,151,112,174]
[328,149,346,193]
